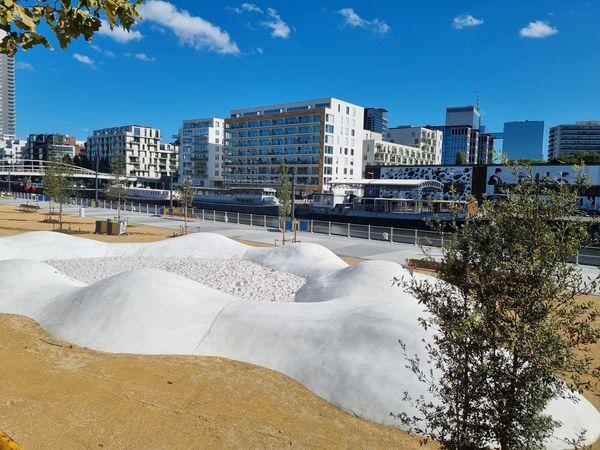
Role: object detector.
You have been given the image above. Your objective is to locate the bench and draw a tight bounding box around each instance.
[18,203,40,212]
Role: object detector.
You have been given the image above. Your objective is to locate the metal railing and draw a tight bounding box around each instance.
[6,190,600,267]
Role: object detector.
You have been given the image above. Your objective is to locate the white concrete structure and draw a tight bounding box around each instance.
[385,126,442,164]
[225,98,364,194]
[0,231,599,450]
[87,125,177,180]
[179,118,224,187]
[363,131,437,170]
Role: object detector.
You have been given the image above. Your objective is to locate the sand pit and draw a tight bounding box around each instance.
[47,257,305,302]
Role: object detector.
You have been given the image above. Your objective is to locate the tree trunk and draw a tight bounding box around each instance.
[184,207,188,235]
[59,201,63,230]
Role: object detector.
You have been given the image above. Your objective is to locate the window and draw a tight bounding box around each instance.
[325,125,334,133]
[346,106,350,115]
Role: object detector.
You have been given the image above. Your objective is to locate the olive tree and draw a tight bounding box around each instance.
[398,165,600,449]
[0,0,141,55]
[176,178,195,235]
[104,156,126,222]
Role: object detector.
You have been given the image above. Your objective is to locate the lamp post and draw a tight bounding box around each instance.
[94,156,99,205]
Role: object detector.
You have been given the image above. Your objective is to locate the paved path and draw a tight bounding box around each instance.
[1,198,441,264]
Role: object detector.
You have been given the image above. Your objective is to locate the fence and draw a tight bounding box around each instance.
[7,191,600,267]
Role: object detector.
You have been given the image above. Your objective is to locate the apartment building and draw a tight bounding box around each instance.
[548,121,600,159]
[0,48,15,139]
[363,131,438,170]
[224,97,364,194]
[87,125,177,179]
[25,134,81,160]
[0,137,25,161]
[385,126,443,165]
[178,118,224,187]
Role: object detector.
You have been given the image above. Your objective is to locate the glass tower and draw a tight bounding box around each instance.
[502,121,544,161]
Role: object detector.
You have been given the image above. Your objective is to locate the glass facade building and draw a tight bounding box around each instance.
[445,106,480,129]
[502,121,544,161]
[364,108,388,135]
[431,125,479,165]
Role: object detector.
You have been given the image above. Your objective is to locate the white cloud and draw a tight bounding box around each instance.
[519,20,558,38]
[229,3,263,14]
[72,53,95,67]
[97,19,143,43]
[139,0,240,54]
[337,8,390,35]
[15,61,35,71]
[262,8,292,39]
[90,44,116,58]
[125,52,156,62]
[452,14,484,29]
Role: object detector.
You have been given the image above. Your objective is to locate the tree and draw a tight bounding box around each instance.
[276,162,291,244]
[43,153,75,230]
[176,178,195,235]
[105,156,126,222]
[455,150,466,165]
[0,0,142,56]
[399,165,600,449]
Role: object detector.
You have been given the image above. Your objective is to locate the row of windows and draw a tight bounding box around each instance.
[225,156,320,165]
[225,146,320,157]
[227,115,322,129]
[227,125,321,138]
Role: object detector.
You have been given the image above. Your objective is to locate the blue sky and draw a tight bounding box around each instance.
[14,0,600,152]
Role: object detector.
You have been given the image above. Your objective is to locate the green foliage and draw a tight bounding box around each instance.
[399,165,600,449]
[277,162,291,218]
[43,153,75,229]
[0,0,142,56]
[455,151,466,165]
[558,152,600,165]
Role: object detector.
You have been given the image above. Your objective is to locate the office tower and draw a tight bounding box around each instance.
[87,125,177,179]
[363,108,388,135]
[502,120,544,161]
[445,105,480,129]
[224,97,364,194]
[430,125,479,165]
[385,126,443,165]
[548,121,600,160]
[178,118,225,188]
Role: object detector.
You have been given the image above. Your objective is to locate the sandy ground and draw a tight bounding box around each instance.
[0,314,434,449]
[0,204,174,243]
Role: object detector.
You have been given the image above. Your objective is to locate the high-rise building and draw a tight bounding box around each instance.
[178,118,225,187]
[502,120,544,161]
[363,108,388,135]
[224,97,364,194]
[445,105,480,129]
[430,125,479,165]
[477,133,495,165]
[0,51,16,138]
[385,126,443,165]
[548,121,600,160]
[87,125,177,180]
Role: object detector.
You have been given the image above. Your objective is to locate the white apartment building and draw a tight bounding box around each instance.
[0,137,25,161]
[178,118,224,187]
[87,125,177,180]
[224,97,364,194]
[386,126,443,165]
[362,131,436,170]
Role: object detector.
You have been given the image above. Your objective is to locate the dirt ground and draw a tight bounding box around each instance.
[0,314,433,449]
[0,204,175,243]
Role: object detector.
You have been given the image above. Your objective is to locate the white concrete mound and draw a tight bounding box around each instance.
[0,231,598,449]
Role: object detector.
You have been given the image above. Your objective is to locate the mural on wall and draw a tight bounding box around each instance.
[379,166,474,200]
[486,165,600,210]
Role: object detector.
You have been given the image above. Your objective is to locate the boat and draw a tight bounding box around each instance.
[192,187,280,214]
[124,187,180,201]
